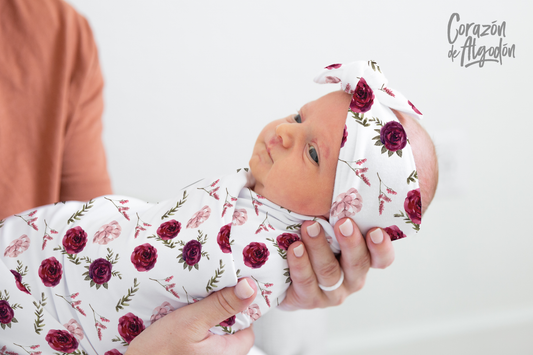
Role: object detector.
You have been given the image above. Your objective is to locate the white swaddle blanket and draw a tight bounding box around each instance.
[0,170,320,354]
[0,60,425,354]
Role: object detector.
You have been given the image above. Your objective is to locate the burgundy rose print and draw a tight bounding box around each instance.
[89,258,113,285]
[217,223,232,253]
[93,221,122,245]
[131,243,158,272]
[117,312,145,344]
[404,188,422,225]
[182,240,202,265]
[0,300,15,325]
[384,225,407,241]
[62,226,88,254]
[148,220,182,248]
[243,242,270,269]
[83,249,121,289]
[177,230,209,271]
[105,350,123,355]
[380,121,407,153]
[158,219,182,240]
[186,206,211,229]
[232,208,248,226]
[276,233,300,251]
[219,315,236,327]
[45,329,79,353]
[350,77,374,113]
[330,188,363,219]
[3,234,30,257]
[38,257,63,287]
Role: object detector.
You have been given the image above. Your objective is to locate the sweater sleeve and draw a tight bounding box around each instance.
[59,7,112,201]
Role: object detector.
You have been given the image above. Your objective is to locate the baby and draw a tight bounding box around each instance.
[0,61,437,354]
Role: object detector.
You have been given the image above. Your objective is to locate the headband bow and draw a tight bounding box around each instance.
[314,61,423,252]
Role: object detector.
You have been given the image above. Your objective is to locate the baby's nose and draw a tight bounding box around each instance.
[275,122,300,148]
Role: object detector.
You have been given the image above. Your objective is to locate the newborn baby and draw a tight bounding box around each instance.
[0,61,437,354]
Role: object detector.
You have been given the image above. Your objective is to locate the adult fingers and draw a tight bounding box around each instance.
[334,218,371,294]
[198,326,256,355]
[365,228,395,269]
[278,239,319,310]
[182,277,257,342]
[300,220,343,292]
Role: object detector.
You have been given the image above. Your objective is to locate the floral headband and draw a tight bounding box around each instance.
[313,61,423,252]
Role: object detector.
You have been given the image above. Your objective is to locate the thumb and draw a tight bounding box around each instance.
[185,278,257,341]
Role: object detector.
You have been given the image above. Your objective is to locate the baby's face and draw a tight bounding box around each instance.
[249,91,351,216]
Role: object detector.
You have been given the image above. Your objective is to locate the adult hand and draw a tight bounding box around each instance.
[126,278,257,355]
[279,218,394,310]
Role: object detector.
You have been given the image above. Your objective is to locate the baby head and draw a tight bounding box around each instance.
[249,61,437,244]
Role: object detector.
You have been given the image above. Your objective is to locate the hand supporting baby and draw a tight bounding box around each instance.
[126,219,394,354]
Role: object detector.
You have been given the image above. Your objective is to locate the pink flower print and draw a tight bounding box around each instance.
[64,319,84,340]
[93,221,122,245]
[408,100,422,115]
[186,205,211,229]
[150,302,175,324]
[330,188,363,219]
[325,76,341,83]
[232,209,248,226]
[4,234,30,257]
[243,304,261,322]
[104,350,122,355]
[325,63,342,70]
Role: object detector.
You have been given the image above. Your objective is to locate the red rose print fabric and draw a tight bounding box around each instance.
[0,170,322,353]
[314,60,423,251]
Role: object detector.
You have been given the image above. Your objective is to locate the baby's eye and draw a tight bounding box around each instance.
[294,114,302,123]
[309,145,319,164]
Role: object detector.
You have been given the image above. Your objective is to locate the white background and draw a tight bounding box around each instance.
[69,1,532,354]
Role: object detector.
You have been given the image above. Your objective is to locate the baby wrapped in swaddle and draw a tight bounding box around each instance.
[0,61,435,354]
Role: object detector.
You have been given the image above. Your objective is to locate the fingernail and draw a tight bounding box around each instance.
[369,229,383,244]
[307,221,320,238]
[293,244,304,258]
[339,219,353,237]
[235,279,255,300]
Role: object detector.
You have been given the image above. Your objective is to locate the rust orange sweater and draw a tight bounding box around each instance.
[0,0,112,219]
